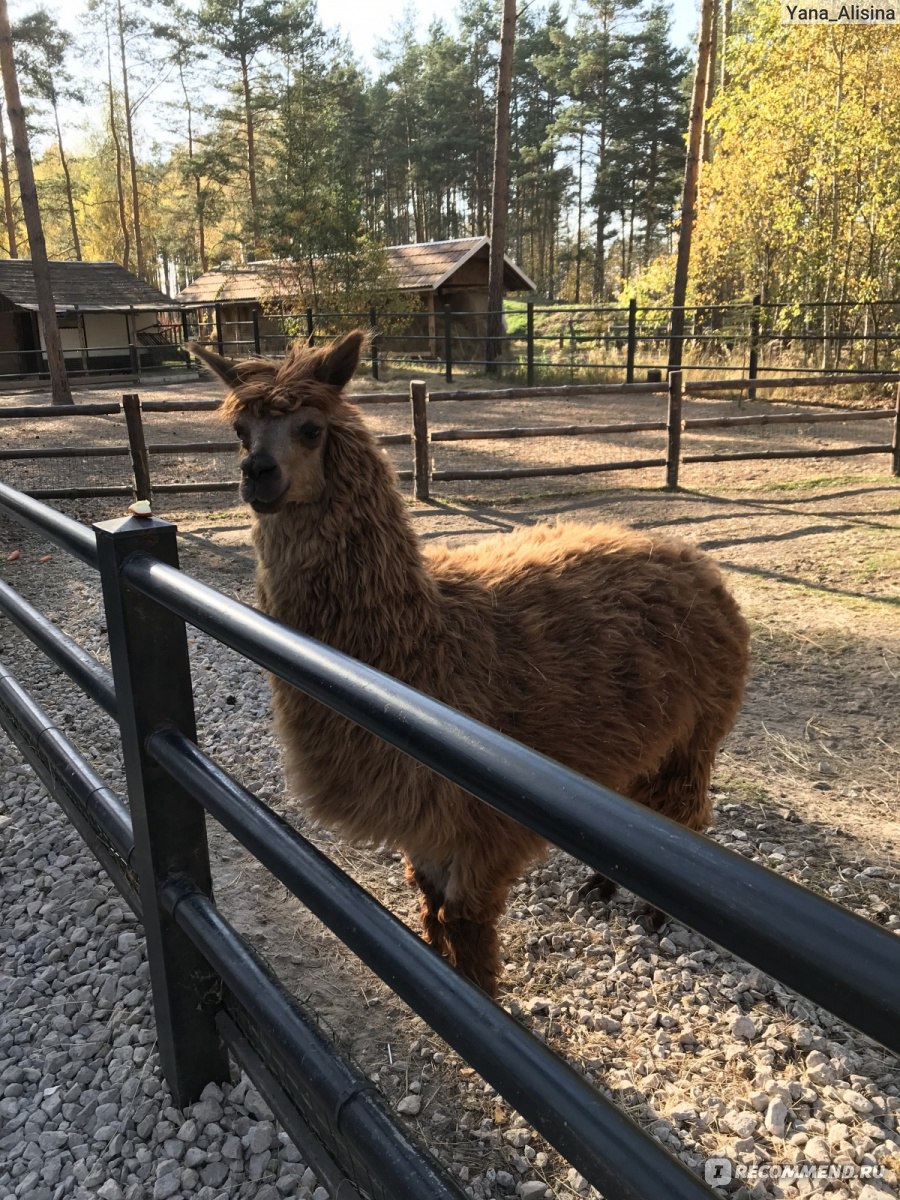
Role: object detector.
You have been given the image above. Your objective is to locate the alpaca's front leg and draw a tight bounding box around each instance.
[437,902,506,998]
[403,854,450,956]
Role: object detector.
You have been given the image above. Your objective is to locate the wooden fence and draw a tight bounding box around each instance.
[1,373,898,503]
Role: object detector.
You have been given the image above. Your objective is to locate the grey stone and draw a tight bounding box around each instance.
[246,1121,275,1154]
[518,1185,548,1200]
[152,1174,179,1200]
[200,1161,229,1188]
[765,1098,789,1138]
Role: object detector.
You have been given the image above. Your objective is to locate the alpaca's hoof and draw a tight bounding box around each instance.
[578,872,617,903]
[638,901,668,933]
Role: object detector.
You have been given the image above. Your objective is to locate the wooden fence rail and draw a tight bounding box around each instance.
[0,373,898,502]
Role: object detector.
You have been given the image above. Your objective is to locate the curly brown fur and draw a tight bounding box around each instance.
[194,332,751,998]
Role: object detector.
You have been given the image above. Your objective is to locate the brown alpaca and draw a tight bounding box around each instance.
[192,331,750,997]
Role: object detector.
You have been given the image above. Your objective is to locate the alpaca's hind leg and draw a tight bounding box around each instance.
[404,855,450,956]
[580,735,717,918]
[630,734,716,831]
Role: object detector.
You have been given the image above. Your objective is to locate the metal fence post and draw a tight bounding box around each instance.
[526,302,535,387]
[626,297,637,383]
[306,308,315,347]
[410,380,430,501]
[892,382,900,477]
[443,304,453,383]
[748,293,761,401]
[123,394,152,501]
[95,515,230,1105]
[214,303,225,356]
[666,370,683,490]
[369,306,379,381]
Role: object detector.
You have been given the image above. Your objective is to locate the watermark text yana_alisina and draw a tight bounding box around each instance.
[782,2,898,21]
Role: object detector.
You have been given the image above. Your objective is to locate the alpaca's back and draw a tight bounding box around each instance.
[425,522,749,811]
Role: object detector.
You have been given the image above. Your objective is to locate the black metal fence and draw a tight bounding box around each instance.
[182,297,900,384]
[0,480,898,1198]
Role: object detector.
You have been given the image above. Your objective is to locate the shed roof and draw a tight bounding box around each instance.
[176,261,303,305]
[384,237,536,292]
[175,238,535,305]
[0,259,174,312]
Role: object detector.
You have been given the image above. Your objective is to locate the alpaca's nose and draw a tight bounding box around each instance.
[241,452,278,480]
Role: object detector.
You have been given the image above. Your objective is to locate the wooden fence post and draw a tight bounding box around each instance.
[748,293,761,401]
[306,308,315,347]
[443,304,453,384]
[252,309,261,355]
[95,516,230,1105]
[666,370,683,490]
[526,302,535,387]
[892,382,900,477]
[410,380,430,501]
[369,306,379,381]
[123,393,152,501]
[626,297,637,384]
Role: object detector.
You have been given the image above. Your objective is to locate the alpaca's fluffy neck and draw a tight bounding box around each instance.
[250,410,435,665]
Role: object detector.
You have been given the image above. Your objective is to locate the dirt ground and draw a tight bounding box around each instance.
[1,374,898,1197]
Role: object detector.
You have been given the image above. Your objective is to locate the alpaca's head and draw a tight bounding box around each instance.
[191,330,365,514]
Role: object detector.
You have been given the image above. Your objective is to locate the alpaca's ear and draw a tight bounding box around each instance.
[189,341,240,388]
[311,329,366,389]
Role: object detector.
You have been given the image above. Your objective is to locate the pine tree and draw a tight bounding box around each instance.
[12,8,83,259]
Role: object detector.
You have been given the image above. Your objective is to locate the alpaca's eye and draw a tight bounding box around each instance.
[298,422,323,443]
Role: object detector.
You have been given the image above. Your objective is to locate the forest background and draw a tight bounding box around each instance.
[3,0,900,319]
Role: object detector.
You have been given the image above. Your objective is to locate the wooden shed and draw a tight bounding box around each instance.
[384,237,536,356]
[175,238,536,358]
[0,259,182,379]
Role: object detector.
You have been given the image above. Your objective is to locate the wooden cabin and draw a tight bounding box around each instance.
[0,259,183,379]
[175,238,536,359]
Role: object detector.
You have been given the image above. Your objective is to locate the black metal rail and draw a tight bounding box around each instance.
[123,550,900,1058]
[0,580,116,715]
[0,661,137,911]
[0,479,98,565]
[1,487,898,1200]
[149,727,712,1200]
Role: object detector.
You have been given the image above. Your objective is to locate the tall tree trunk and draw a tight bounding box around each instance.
[177,59,208,273]
[486,0,516,374]
[0,97,16,257]
[644,129,659,265]
[0,0,72,404]
[117,0,143,277]
[52,97,81,260]
[721,0,732,91]
[240,51,259,257]
[575,130,584,301]
[668,0,714,373]
[703,0,719,163]
[106,18,130,269]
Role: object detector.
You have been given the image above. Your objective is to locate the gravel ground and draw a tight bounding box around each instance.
[1,379,899,1200]
[0,549,333,1200]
